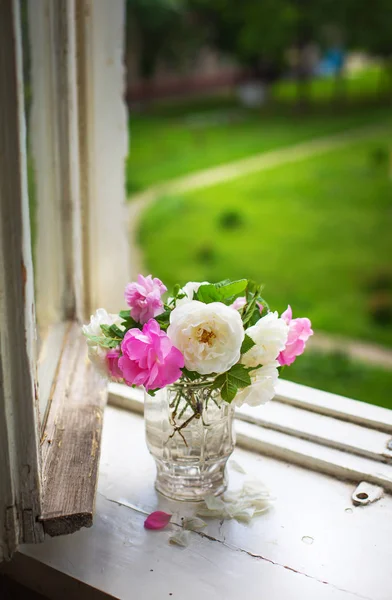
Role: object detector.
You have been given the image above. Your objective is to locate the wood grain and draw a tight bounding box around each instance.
[40,322,107,536]
[0,0,44,556]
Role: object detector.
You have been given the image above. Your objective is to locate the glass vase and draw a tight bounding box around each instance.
[144,381,235,501]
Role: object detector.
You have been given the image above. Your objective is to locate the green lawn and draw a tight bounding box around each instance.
[138,130,392,407]
[282,349,392,411]
[127,105,392,195]
[273,65,392,104]
[139,131,392,347]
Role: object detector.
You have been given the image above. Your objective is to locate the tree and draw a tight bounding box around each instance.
[189,0,298,82]
[126,0,200,84]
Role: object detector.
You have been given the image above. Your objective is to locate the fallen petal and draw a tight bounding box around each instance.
[204,495,226,510]
[233,507,255,524]
[242,479,270,497]
[169,530,190,547]
[182,516,207,531]
[229,460,247,474]
[144,511,172,530]
[196,507,227,518]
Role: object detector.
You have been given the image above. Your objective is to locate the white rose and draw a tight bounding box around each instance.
[82,308,123,346]
[242,312,288,368]
[85,346,110,378]
[233,362,279,407]
[82,308,123,377]
[175,281,209,307]
[167,300,245,375]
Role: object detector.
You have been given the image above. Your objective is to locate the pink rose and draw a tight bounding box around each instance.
[231,297,247,311]
[230,296,263,313]
[278,305,313,366]
[125,274,167,324]
[106,348,122,380]
[118,319,184,391]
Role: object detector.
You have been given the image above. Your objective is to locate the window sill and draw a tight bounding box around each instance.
[8,403,392,600]
[108,382,392,491]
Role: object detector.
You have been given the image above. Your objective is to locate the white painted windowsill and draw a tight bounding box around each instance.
[18,397,392,600]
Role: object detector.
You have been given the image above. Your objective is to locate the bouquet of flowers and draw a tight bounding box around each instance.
[83,274,313,409]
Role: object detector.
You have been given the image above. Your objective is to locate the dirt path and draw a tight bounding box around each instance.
[128,122,389,213]
[127,122,392,369]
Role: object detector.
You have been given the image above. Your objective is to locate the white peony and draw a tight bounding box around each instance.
[175,281,209,307]
[82,308,123,377]
[241,312,288,368]
[167,300,245,375]
[233,362,279,407]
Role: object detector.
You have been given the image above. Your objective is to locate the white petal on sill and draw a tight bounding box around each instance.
[229,459,247,474]
[222,490,239,503]
[254,505,271,516]
[196,507,225,518]
[182,516,207,530]
[169,530,190,547]
[196,481,273,522]
[204,495,226,511]
[241,479,271,498]
[232,507,255,523]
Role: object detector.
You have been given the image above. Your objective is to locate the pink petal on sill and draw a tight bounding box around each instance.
[144,511,172,530]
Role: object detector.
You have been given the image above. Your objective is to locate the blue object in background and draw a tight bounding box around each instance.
[318,47,345,76]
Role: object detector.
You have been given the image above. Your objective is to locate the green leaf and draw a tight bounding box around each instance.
[121,317,140,331]
[194,284,221,304]
[172,283,181,297]
[211,363,252,403]
[109,324,125,339]
[212,372,237,402]
[257,295,270,313]
[240,334,256,355]
[156,309,171,323]
[227,363,252,388]
[215,279,247,300]
[87,335,120,349]
[100,323,124,341]
[220,379,238,403]
[182,367,201,381]
[195,279,248,304]
[242,282,265,326]
[100,324,113,337]
[245,280,258,301]
[214,279,230,288]
[119,309,131,319]
[147,388,160,397]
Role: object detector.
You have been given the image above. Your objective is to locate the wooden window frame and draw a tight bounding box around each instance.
[0,0,130,559]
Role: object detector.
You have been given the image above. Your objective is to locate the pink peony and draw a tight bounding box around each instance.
[118,319,184,391]
[278,305,313,366]
[125,274,167,324]
[106,348,122,380]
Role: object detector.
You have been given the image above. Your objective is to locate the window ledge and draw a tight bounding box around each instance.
[108,382,392,491]
[8,404,392,600]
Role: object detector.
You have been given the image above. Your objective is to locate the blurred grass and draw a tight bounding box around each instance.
[273,65,392,104]
[127,105,392,194]
[139,132,392,348]
[282,349,392,410]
